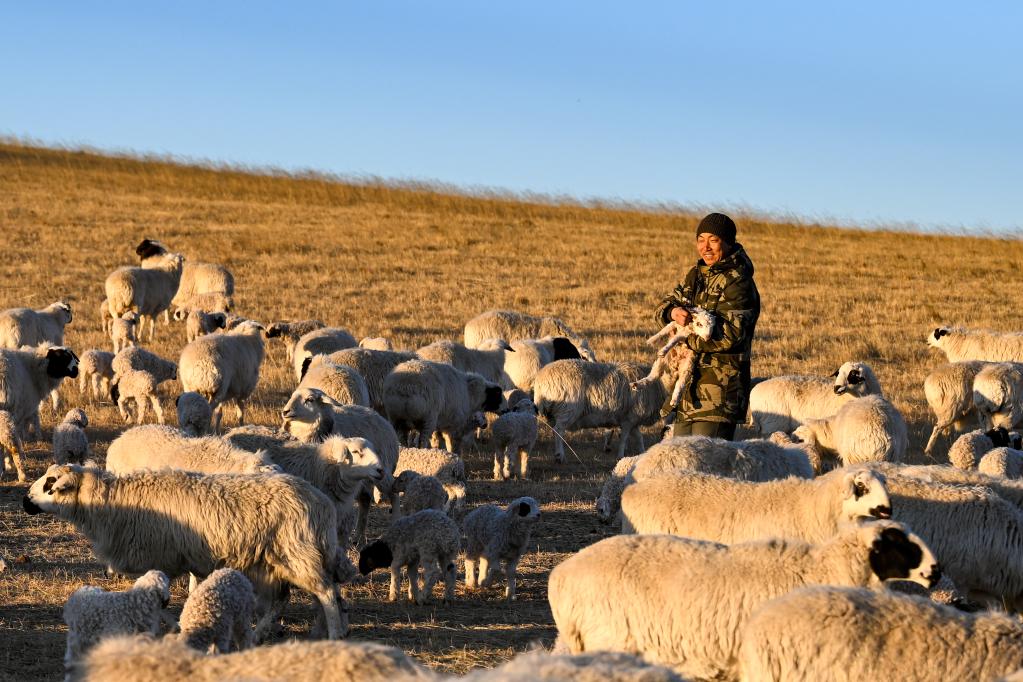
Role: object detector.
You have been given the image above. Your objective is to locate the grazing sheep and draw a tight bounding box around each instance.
[98,298,113,335]
[105,252,184,341]
[463,497,541,601]
[594,454,642,525]
[176,392,212,437]
[292,327,358,380]
[792,394,907,466]
[78,350,114,400]
[110,369,165,425]
[491,398,539,480]
[264,319,326,361]
[868,461,1023,513]
[358,509,460,604]
[417,338,513,386]
[63,570,171,677]
[325,347,418,413]
[112,347,178,384]
[973,361,1023,431]
[502,336,585,392]
[179,320,265,431]
[298,355,371,407]
[52,408,88,465]
[110,312,139,353]
[947,427,1020,469]
[464,309,596,361]
[106,424,279,475]
[392,471,448,516]
[747,361,883,435]
[923,361,989,457]
[738,586,1023,682]
[0,301,73,349]
[173,308,227,343]
[929,325,1023,362]
[0,345,79,442]
[25,464,348,640]
[549,521,939,680]
[359,336,393,351]
[391,446,467,511]
[178,568,255,654]
[620,467,892,541]
[978,446,1023,479]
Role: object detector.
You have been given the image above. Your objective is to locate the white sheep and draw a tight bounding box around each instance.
[460,650,688,682]
[0,301,73,349]
[464,497,541,602]
[635,307,715,413]
[978,446,1023,479]
[393,471,448,516]
[594,454,642,525]
[298,354,371,407]
[929,325,1023,362]
[737,586,1023,682]
[550,521,939,680]
[78,350,114,401]
[106,424,279,475]
[264,319,326,360]
[868,460,1023,512]
[112,346,178,384]
[292,326,358,380]
[179,320,265,431]
[176,391,213,437]
[792,394,907,466]
[63,570,171,677]
[359,336,393,351]
[325,347,418,413]
[173,307,227,343]
[0,409,27,482]
[0,345,79,442]
[620,467,892,541]
[923,360,989,456]
[464,309,597,361]
[947,427,1020,469]
[25,464,348,640]
[747,361,883,435]
[110,369,165,425]
[105,251,184,341]
[391,446,467,511]
[110,311,139,353]
[502,336,586,392]
[358,509,460,604]
[491,398,538,480]
[52,408,88,465]
[417,338,513,386]
[973,361,1023,431]
[178,568,255,654]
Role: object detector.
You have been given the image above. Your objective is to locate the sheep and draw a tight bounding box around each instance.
[867,461,1023,511]
[176,391,213,436]
[533,359,671,461]
[78,350,114,400]
[98,298,113,335]
[359,336,393,351]
[358,509,460,604]
[923,361,989,456]
[0,345,79,442]
[110,369,165,425]
[298,355,371,407]
[738,586,1023,682]
[52,409,88,465]
[105,251,184,341]
[973,361,1023,431]
[264,319,327,361]
[391,446,467,511]
[947,426,1020,469]
[179,320,265,431]
[178,568,255,654]
[106,424,279,475]
[417,338,513,385]
[110,312,139,353]
[325,347,418,413]
[383,359,504,452]
[594,455,642,525]
[0,409,27,482]
[620,467,892,541]
[463,497,541,602]
[136,239,235,312]
[792,394,907,467]
[464,309,597,361]
[25,464,349,640]
[460,650,688,682]
[69,634,434,682]
[978,446,1023,479]
[502,336,586,392]
[929,325,1023,362]
[63,570,171,677]
[549,520,939,680]
[635,307,715,414]
[392,471,448,516]
[173,307,227,343]
[747,361,883,435]
[0,301,73,349]
[292,326,358,380]
[111,347,178,384]
[491,398,539,480]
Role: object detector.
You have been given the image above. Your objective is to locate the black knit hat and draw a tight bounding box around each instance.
[695,213,737,244]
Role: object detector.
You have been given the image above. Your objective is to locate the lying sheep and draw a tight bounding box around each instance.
[298,355,370,407]
[550,521,939,680]
[491,398,539,480]
[176,392,212,436]
[947,427,1020,469]
[105,251,184,341]
[503,336,585,392]
[265,319,326,361]
[929,325,1023,363]
[107,425,279,475]
[179,320,265,431]
[179,568,255,654]
[359,336,393,351]
[0,301,73,349]
[0,345,79,442]
[620,467,892,541]
[973,361,1023,431]
[464,497,541,602]
[748,361,883,435]
[464,309,597,361]
[53,409,89,465]
[417,338,513,386]
[391,446,467,511]
[358,509,460,604]
[111,369,165,425]
[78,350,114,401]
[0,410,26,482]
[292,327,358,380]
[738,586,1023,682]
[25,465,348,640]
[978,446,1023,479]
[793,394,907,466]
[460,650,688,682]
[173,308,227,343]
[110,312,139,353]
[326,347,417,413]
[112,347,177,384]
[63,570,171,677]
[923,361,989,457]
[392,471,448,516]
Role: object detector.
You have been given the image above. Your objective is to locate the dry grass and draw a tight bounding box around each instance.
[0,141,1022,680]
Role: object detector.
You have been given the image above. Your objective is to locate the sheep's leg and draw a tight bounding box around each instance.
[4,443,26,483]
[924,422,951,458]
[117,397,131,423]
[465,558,477,589]
[407,560,421,603]
[234,616,255,651]
[314,584,345,640]
[211,403,224,434]
[478,557,493,587]
[150,396,164,425]
[135,397,148,425]
[353,490,371,546]
[493,450,503,480]
[90,374,100,400]
[419,562,440,604]
[188,573,199,593]
[632,429,645,453]
[388,563,401,602]
[78,373,87,394]
[162,309,170,326]
[443,559,456,603]
[616,422,636,459]
[518,447,530,479]
[551,419,570,463]
[253,586,289,643]
[49,388,60,414]
[505,560,519,601]
[235,399,245,426]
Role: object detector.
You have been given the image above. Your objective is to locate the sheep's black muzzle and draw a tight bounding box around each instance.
[870,504,892,519]
[22,496,42,515]
[833,385,845,395]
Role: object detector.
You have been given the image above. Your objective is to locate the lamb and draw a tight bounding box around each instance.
[973,361,1023,431]
[110,369,165,425]
[106,424,279,475]
[923,361,989,456]
[947,427,1020,469]
[110,312,139,353]
[298,355,370,407]
[417,338,513,386]
[382,359,504,452]
[620,467,892,541]
[460,650,688,682]
[105,251,184,341]
[78,350,114,400]
[929,325,1023,362]
[635,307,715,414]
[176,391,213,436]
[502,336,585,392]
[391,446,467,511]
[0,345,79,442]
[747,361,883,435]
[792,394,907,466]
[25,464,349,640]
[392,471,448,516]
[978,446,1023,479]
[292,327,358,380]
[464,309,597,361]
[359,336,393,351]
[264,319,326,360]
[737,586,1023,682]
[52,409,88,465]
[112,347,178,384]
[136,239,235,312]
[0,301,73,349]
[358,509,460,604]
[62,570,171,677]
[463,497,541,602]
[549,521,939,680]
[594,455,642,525]
[491,398,539,480]
[178,568,255,654]
[325,347,418,413]
[179,320,265,431]
[173,307,226,343]
[533,359,672,461]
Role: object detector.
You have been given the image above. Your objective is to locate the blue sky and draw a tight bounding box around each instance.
[3,2,1021,233]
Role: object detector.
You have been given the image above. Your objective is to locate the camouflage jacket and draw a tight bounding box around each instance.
[653,243,760,424]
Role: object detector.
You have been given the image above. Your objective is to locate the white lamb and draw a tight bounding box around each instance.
[923,361,989,456]
[110,369,165,425]
[792,394,907,467]
[176,391,213,436]
[929,325,1023,362]
[0,301,73,349]
[391,446,467,511]
[178,568,255,654]
[52,408,89,465]
[0,409,27,482]
[106,424,279,475]
[392,471,448,516]
[298,354,371,407]
[78,350,114,401]
[112,347,178,384]
[594,455,642,525]
[491,398,539,480]
[179,320,265,431]
[464,309,597,361]
[636,306,715,413]
[947,427,1020,469]
[463,497,541,602]
[978,446,1023,479]
[502,336,587,392]
[292,327,358,380]
[173,308,227,343]
[110,311,139,353]
[973,361,1023,431]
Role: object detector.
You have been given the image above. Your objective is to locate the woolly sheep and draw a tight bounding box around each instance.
[0,409,27,482]
[929,325,1023,362]
[25,464,348,640]
[594,455,642,525]
[136,239,235,311]
[947,427,1020,469]
[792,394,907,466]
[747,361,883,435]
[105,251,184,341]
[502,336,585,392]
[491,398,538,480]
[110,369,165,425]
[391,446,467,511]
[173,307,226,343]
[0,345,79,442]
[638,434,815,482]
[178,568,255,654]
[298,355,370,407]
[325,347,417,413]
[179,320,265,431]
[620,467,892,541]
[464,309,596,361]
[78,350,114,400]
[264,319,326,360]
[978,446,1023,479]
[292,327,358,380]
[464,497,541,602]
[107,425,279,475]
[738,586,1023,682]
[63,570,171,677]
[176,391,212,437]
[110,312,139,353]
[112,347,177,384]
[459,650,688,682]
[53,408,88,465]
[973,361,1023,431]
[550,521,939,680]
[417,338,513,385]
[393,471,448,516]
[358,509,460,604]
[868,461,1023,512]
[0,301,73,349]
[923,361,988,456]
[359,336,393,351]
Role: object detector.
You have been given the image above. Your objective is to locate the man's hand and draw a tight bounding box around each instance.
[670,307,691,326]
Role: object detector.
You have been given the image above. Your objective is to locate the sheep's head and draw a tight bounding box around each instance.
[45,347,79,379]
[837,469,891,523]
[832,361,875,397]
[134,570,172,608]
[857,520,941,589]
[172,307,189,322]
[927,326,954,349]
[358,540,393,575]
[550,337,582,361]
[53,301,73,325]
[135,238,168,260]
[320,436,383,478]
[282,388,337,442]
[506,496,541,523]
[23,464,86,515]
[265,322,286,339]
[689,307,715,341]
[209,312,227,331]
[122,311,139,325]
[478,337,515,352]
[231,320,264,336]
[63,408,88,428]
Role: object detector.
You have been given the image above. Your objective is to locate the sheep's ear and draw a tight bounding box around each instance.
[48,469,80,494]
[868,526,923,581]
[828,368,840,378]
[300,356,313,379]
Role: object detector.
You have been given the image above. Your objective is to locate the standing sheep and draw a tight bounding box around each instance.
[78,350,115,401]
[178,568,255,654]
[0,409,27,482]
[291,327,358,380]
[0,301,73,349]
[973,361,1023,431]
[392,471,448,516]
[106,425,279,475]
[179,320,265,431]
[491,398,539,480]
[112,347,178,384]
[502,336,585,392]
[176,392,213,437]
[391,446,467,511]
[325,347,418,413]
[98,298,113,335]
[298,355,370,407]
[110,312,139,353]
[923,360,989,457]
[110,369,165,425]
[464,309,597,361]
[264,319,326,361]
[0,345,79,442]
[792,394,907,466]
[463,497,541,602]
[52,408,89,465]
[416,338,513,386]
[105,251,184,341]
[173,308,227,343]
[929,326,1023,362]
[136,239,235,313]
